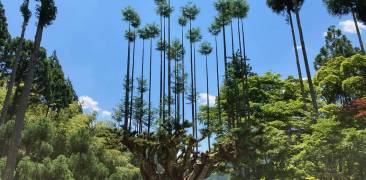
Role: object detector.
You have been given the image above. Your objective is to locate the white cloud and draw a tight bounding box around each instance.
[198,93,216,106]
[339,20,366,34]
[78,96,112,120]
[79,96,100,112]
[101,111,112,117]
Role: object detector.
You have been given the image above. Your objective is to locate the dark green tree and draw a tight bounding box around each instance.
[0,0,31,125]
[315,25,357,70]
[146,23,160,134]
[199,41,213,151]
[122,6,139,131]
[3,0,57,178]
[208,22,222,125]
[323,0,365,53]
[266,0,319,121]
[182,2,200,141]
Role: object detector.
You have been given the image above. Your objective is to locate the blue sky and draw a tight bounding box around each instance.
[2,0,365,120]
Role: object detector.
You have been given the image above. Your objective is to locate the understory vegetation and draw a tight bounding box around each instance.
[0,0,366,179]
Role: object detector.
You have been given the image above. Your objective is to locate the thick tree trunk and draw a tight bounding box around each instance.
[288,11,307,111]
[295,11,318,122]
[214,36,222,125]
[352,10,365,53]
[2,21,44,180]
[124,24,132,130]
[129,39,136,131]
[0,14,28,125]
[148,38,153,134]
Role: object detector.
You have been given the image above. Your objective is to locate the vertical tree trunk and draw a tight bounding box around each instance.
[352,10,365,53]
[189,20,195,140]
[148,38,153,134]
[214,36,222,125]
[124,24,132,130]
[222,25,228,79]
[205,55,211,151]
[162,17,166,123]
[193,43,198,152]
[288,11,307,111]
[159,16,163,120]
[181,25,185,125]
[2,21,44,180]
[241,19,250,121]
[139,39,145,133]
[295,11,318,122]
[230,21,235,57]
[129,39,136,131]
[0,12,28,125]
[167,0,172,119]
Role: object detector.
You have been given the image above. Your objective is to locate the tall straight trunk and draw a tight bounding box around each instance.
[230,21,235,57]
[237,18,245,123]
[148,38,153,134]
[237,19,243,57]
[181,25,185,125]
[205,55,211,151]
[129,39,136,131]
[159,16,163,120]
[295,11,318,122]
[124,24,132,130]
[288,11,307,110]
[222,24,228,79]
[194,43,198,146]
[167,1,172,119]
[0,7,29,125]
[241,19,250,121]
[2,21,44,180]
[214,36,222,124]
[139,39,145,133]
[162,17,166,122]
[189,20,195,139]
[352,10,365,53]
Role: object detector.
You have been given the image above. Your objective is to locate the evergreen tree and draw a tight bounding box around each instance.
[323,0,365,53]
[3,0,57,178]
[0,0,31,125]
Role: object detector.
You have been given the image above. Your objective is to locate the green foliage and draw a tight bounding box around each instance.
[315,26,357,70]
[315,54,366,104]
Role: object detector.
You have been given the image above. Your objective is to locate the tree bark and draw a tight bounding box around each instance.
[129,38,136,131]
[148,38,153,134]
[124,24,131,130]
[167,0,172,118]
[288,11,307,111]
[352,10,365,53]
[214,36,222,125]
[181,25,185,125]
[139,39,145,133]
[0,13,28,125]
[295,10,318,122]
[189,20,195,141]
[205,55,211,151]
[2,21,44,180]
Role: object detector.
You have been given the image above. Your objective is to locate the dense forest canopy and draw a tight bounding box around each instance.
[0,0,366,179]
